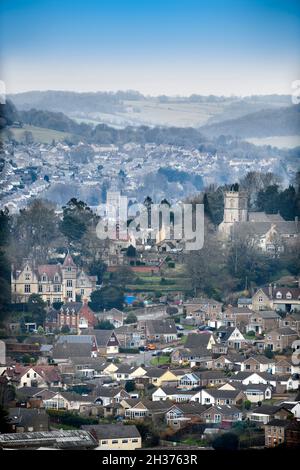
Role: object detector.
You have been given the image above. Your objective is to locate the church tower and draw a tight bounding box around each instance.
[219,186,248,237]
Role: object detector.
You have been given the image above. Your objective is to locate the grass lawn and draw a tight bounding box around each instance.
[2,125,71,143]
[150,355,171,366]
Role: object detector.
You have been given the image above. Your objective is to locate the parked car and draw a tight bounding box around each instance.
[162,347,174,354]
[176,324,184,331]
[147,343,156,350]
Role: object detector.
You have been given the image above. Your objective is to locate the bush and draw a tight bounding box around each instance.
[212,432,239,451]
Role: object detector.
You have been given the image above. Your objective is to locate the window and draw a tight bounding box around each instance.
[81,289,85,295]
[67,280,73,287]
[132,439,138,443]
[54,285,61,292]
[286,292,292,300]
[276,292,282,299]
[25,273,30,280]
[24,284,31,293]
[101,440,108,445]
[38,285,43,293]
[122,439,128,443]
[112,440,118,444]
[42,275,47,282]
[67,290,73,298]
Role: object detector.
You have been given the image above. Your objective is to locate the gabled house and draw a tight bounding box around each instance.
[170,347,212,368]
[139,318,177,343]
[5,365,62,389]
[145,368,185,387]
[252,286,300,313]
[215,326,246,350]
[185,333,215,350]
[221,306,253,329]
[152,386,199,403]
[264,328,299,352]
[122,398,172,421]
[279,313,300,334]
[201,404,242,424]
[246,311,280,335]
[219,382,273,403]
[102,308,126,328]
[114,364,147,382]
[212,354,244,371]
[240,356,275,373]
[94,330,120,355]
[198,388,246,406]
[93,387,131,406]
[165,403,207,429]
[114,324,144,349]
[42,391,94,411]
[178,372,201,389]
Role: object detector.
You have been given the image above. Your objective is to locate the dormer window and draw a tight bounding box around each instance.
[42,274,47,282]
[286,292,292,300]
[54,274,59,282]
[276,292,282,299]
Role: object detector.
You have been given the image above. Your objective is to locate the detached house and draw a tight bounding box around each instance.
[201,404,242,425]
[5,365,62,389]
[199,388,246,406]
[81,424,141,450]
[252,286,300,313]
[246,311,280,335]
[240,356,275,373]
[215,326,246,350]
[165,403,207,430]
[265,328,299,352]
[94,330,120,355]
[139,319,177,343]
[280,313,300,334]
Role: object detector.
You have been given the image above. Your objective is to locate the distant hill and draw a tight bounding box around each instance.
[8,90,292,128]
[200,104,300,138]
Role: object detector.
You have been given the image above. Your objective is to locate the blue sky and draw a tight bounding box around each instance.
[1,0,300,95]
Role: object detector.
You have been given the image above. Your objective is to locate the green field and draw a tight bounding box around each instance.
[2,125,71,143]
[150,355,171,366]
[127,264,192,293]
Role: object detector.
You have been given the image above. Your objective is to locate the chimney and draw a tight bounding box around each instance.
[268,284,273,298]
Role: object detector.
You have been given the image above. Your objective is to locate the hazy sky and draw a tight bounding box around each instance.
[1,0,300,95]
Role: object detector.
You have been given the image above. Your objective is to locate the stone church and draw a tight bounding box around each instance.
[219,187,299,253]
[11,253,97,305]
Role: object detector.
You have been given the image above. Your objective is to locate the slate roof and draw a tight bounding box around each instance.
[8,408,49,429]
[185,333,212,349]
[94,330,119,347]
[145,318,177,335]
[52,342,93,359]
[81,424,140,440]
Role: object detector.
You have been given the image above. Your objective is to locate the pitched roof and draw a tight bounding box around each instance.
[52,342,93,359]
[94,330,119,347]
[63,253,76,267]
[8,408,49,428]
[145,318,177,335]
[81,424,140,440]
[185,333,213,349]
